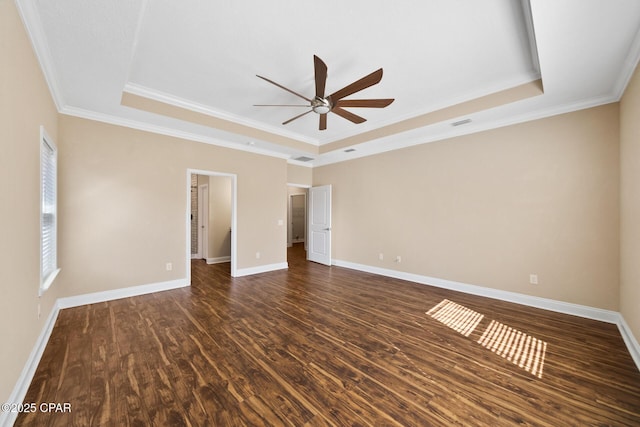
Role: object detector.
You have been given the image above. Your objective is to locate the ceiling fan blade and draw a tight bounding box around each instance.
[254,104,310,107]
[256,75,312,103]
[314,55,328,99]
[335,98,394,108]
[319,113,327,131]
[331,106,366,124]
[329,68,383,101]
[282,109,313,125]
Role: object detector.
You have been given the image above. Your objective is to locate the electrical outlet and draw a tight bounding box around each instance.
[395,256,402,263]
[256,251,261,259]
[529,274,538,285]
[379,253,384,261]
[166,262,172,271]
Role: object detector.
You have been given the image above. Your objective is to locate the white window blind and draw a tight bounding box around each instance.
[40,127,59,293]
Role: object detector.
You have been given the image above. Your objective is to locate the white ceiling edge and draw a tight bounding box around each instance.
[123,82,321,146]
[310,93,620,168]
[14,0,65,111]
[612,25,640,99]
[521,0,541,74]
[60,105,291,160]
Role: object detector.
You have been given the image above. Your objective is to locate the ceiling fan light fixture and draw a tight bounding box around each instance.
[311,97,332,114]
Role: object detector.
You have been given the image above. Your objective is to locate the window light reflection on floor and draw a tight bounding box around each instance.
[477,320,548,378]
[426,299,548,379]
[426,299,484,337]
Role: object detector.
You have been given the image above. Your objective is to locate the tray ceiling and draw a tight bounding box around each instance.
[18,0,640,166]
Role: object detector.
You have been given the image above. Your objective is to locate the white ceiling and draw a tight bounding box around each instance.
[17,0,640,166]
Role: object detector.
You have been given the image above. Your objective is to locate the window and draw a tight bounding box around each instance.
[40,127,59,294]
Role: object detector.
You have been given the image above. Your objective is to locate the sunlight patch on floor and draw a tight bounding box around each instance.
[426,299,484,337]
[477,320,547,378]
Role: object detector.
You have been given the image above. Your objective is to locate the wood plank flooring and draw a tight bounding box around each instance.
[16,243,640,426]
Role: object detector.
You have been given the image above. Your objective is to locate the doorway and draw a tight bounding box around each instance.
[287,187,309,246]
[289,193,306,246]
[187,170,237,282]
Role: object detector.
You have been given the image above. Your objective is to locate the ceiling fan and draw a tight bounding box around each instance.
[255,55,394,131]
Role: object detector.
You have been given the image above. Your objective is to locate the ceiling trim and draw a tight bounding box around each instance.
[613,25,640,100]
[60,105,292,160]
[299,71,542,147]
[14,0,65,111]
[320,79,544,154]
[121,89,319,155]
[310,92,618,168]
[521,0,541,75]
[124,82,320,146]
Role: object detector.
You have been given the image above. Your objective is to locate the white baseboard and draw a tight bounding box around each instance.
[206,256,231,265]
[1,303,60,427]
[617,315,640,370]
[235,262,288,277]
[57,279,188,309]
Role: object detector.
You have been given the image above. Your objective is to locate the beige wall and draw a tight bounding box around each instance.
[208,175,232,259]
[0,0,62,401]
[314,104,620,310]
[287,163,313,186]
[620,63,640,342]
[57,115,287,296]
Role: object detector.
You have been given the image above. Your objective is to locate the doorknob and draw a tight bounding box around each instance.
[323,228,331,231]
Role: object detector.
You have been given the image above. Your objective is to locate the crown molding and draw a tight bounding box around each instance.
[14,0,65,112]
[60,106,292,160]
[311,93,618,168]
[123,83,320,146]
[317,70,543,147]
[613,25,640,100]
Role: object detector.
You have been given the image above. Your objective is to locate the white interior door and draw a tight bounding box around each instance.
[308,185,332,265]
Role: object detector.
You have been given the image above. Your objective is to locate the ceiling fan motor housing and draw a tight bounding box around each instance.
[312,96,332,114]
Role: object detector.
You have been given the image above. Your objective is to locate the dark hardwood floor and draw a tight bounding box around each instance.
[16,243,640,426]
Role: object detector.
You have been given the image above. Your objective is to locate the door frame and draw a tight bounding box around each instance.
[197,183,209,260]
[187,169,238,282]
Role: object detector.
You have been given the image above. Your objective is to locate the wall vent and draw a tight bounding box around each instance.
[294,156,314,162]
[451,118,472,127]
